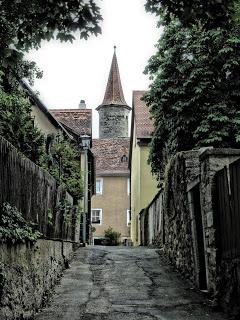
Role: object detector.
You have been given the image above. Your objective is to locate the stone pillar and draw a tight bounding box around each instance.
[199,149,240,293]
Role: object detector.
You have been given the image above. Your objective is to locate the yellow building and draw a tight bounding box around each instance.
[91,47,131,245]
[91,138,130,244]
[129,91,158,245]
[20,80,63,136]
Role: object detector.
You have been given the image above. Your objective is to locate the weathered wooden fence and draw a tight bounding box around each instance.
[216,159,240,259]
[0,135,76,241]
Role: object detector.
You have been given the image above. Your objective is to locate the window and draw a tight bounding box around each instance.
[127,210,131,226]
[121,155,128,162]
[96,178,103,194]
[91,209,102,225]
[127,178,130,195]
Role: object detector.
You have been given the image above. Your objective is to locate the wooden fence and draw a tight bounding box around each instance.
[0,136,76,241]
[216,159,240,259]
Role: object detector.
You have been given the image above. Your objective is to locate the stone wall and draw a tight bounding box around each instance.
[0,136,80,319]
[98,106,130,138]
[140,190,163,246]
[0,239,74,320]
[141,148,240,315]
[163,151,200,282]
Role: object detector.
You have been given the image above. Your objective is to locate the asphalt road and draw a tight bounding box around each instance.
[35,246,231,320]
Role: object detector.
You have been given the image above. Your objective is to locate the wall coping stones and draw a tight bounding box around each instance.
[199,148,240,161]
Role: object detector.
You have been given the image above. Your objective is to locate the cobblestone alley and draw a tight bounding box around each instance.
[35,247,231,320]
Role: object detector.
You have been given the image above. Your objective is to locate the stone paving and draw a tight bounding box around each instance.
[35,246,231,320]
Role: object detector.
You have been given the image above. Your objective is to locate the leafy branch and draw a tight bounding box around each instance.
[0,203,42,243]
[39,133,84,200]
[144,1,240,179]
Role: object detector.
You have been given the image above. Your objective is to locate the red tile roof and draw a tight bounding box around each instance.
[92,138,130,175]
[97,47,129,109]
[50,109,92,136]
[133,91,154,139]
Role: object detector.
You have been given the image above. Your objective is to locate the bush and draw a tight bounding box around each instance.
[104,227,121,246]
[0,202,42,243]
[39,133,84,200]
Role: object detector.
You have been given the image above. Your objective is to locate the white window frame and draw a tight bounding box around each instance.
[95,178,103,195]
[91,209,103,225]
[127,209,131,226]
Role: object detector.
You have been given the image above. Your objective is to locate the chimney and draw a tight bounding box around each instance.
[79,99,86,109]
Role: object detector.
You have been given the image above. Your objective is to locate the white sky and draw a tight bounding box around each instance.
[26,0,160,138]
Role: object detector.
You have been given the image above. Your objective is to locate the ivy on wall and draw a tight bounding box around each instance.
[0,88,84,200]
[39,133,84,200]
[0,202,42,243]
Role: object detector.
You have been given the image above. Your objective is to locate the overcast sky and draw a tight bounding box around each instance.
[27,0,160,138]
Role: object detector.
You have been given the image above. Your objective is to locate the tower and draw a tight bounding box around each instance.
[96,46,131,138]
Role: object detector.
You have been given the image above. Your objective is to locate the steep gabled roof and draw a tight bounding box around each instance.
[92,138,130,176]
[129,91,154,169]
[132,90,154,139]
[50,109,92,137]
[97,47,129,109]
[19,80,73,139]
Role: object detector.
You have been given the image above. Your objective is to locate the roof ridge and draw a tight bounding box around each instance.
[50,109,92,112]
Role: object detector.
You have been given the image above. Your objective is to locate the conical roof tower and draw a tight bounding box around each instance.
[97,47,131,139]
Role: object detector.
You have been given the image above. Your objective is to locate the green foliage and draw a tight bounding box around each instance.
[0,202,42,243]
[145,0,236,27]
[0,0,102,91]
[104,227,121,246]
[0,262,5,305]
[74,203,83,224]
[0,0,102,52]
[91,226,96,234]
[0,89,83,199]
[0,88,44,163]
[47,209,53,226]
[39,134,83,200]
[144,1,240,179]
[62,200,73,227]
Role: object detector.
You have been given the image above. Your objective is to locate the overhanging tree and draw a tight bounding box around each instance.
[0,0,102,161]
[0,0,102,90]
[145,0,235,26]
[0,87,44,162]
[144,0,240,179]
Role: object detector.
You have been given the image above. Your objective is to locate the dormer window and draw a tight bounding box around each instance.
[121,155,128,162]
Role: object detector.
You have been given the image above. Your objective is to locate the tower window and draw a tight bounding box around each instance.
[121,155,128,162]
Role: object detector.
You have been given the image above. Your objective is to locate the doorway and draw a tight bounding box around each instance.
[192,184,207,290]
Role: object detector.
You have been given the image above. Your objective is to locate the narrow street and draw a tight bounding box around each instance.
[35,247,230,320]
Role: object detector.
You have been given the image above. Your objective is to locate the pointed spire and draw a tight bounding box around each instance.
[99,46,128,107]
